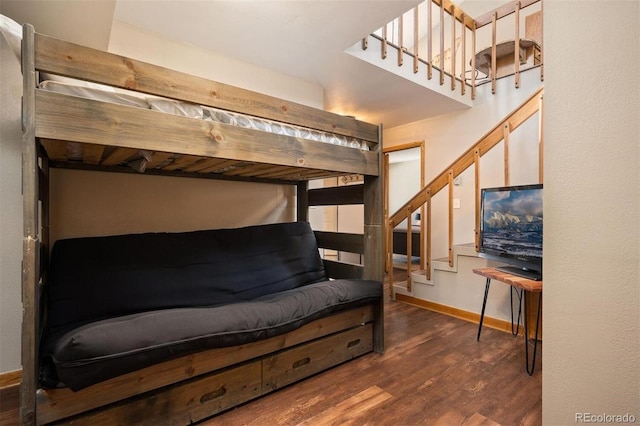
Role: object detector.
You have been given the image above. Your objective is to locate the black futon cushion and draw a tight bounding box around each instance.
[45,279,381,391]
[41,222,382,391]
[46,221,327,331]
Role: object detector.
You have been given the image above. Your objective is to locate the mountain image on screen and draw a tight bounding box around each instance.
[482,189,543,259]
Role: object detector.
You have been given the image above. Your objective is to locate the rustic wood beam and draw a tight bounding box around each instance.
[20,23,38,426]
[308,185,364,206]
[314,231,364,254]
[34,91,379,177]
[34,33,379,143]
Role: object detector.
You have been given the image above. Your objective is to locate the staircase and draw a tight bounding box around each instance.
[387,85,543,288]
[349,0,546,326]
[414,243,478,283]
[384,81,543,330]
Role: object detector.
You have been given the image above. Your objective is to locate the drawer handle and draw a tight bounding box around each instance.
[347,339,361,349]
[200,386,227,403]
[293,357,311,369]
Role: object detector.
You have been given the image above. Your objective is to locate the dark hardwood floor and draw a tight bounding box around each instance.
[0,270,541,425]
[205,270,542,425]
[0,386,19,426]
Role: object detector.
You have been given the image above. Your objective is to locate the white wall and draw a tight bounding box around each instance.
[0,0,115,50]
[389,158,421,214]
[108,21,324,109]
[49,170,296,244]
[0,32,23,373]
[543,1,639,423]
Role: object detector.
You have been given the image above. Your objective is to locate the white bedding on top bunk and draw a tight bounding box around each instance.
[39,80,150,110]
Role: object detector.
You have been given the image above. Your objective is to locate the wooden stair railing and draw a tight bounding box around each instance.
[364,0,543,100]
[387,86,544,292]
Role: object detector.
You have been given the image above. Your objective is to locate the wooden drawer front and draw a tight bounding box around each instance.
[56,361,262,425]
[36,307,376,424]
[262,324,373,392]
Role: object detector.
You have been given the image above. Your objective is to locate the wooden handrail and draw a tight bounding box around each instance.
[386,87,543,291]
[433,0,476,30]
[389,86,543,227]
[474,0,540,29]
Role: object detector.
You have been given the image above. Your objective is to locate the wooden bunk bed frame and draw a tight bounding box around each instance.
[19,24,384,425]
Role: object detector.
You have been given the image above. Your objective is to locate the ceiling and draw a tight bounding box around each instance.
[113,0,444,127]
[2,0,504,128]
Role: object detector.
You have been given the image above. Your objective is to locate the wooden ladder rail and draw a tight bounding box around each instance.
[386,87,544,294]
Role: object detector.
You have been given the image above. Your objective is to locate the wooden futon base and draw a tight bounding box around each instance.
[36,306,377,425]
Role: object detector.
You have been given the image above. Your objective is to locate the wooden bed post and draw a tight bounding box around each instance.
[20,23,39,426]
[297,181,309,222]
[364,125,384,354]
[39,148,50,276]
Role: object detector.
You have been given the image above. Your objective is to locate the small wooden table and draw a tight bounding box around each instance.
[473,267,542,375]
[473,39,541,78]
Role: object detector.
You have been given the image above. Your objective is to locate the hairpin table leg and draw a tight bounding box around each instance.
[511,286,523,336]
[524,291,542,375]
[477,277,491,341]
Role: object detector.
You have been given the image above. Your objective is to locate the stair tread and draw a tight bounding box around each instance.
[457,242,475,247]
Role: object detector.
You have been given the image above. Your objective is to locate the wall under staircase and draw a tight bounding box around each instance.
[346,35,473,116]
[384,69,542,326]
[395,244,518,328]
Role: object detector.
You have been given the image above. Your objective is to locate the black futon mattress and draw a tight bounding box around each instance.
[40,222,382,391]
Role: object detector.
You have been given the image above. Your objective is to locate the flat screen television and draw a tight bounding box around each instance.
[478,184,543,280]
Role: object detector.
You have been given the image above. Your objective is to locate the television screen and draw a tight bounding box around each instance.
[479,184,543,280]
